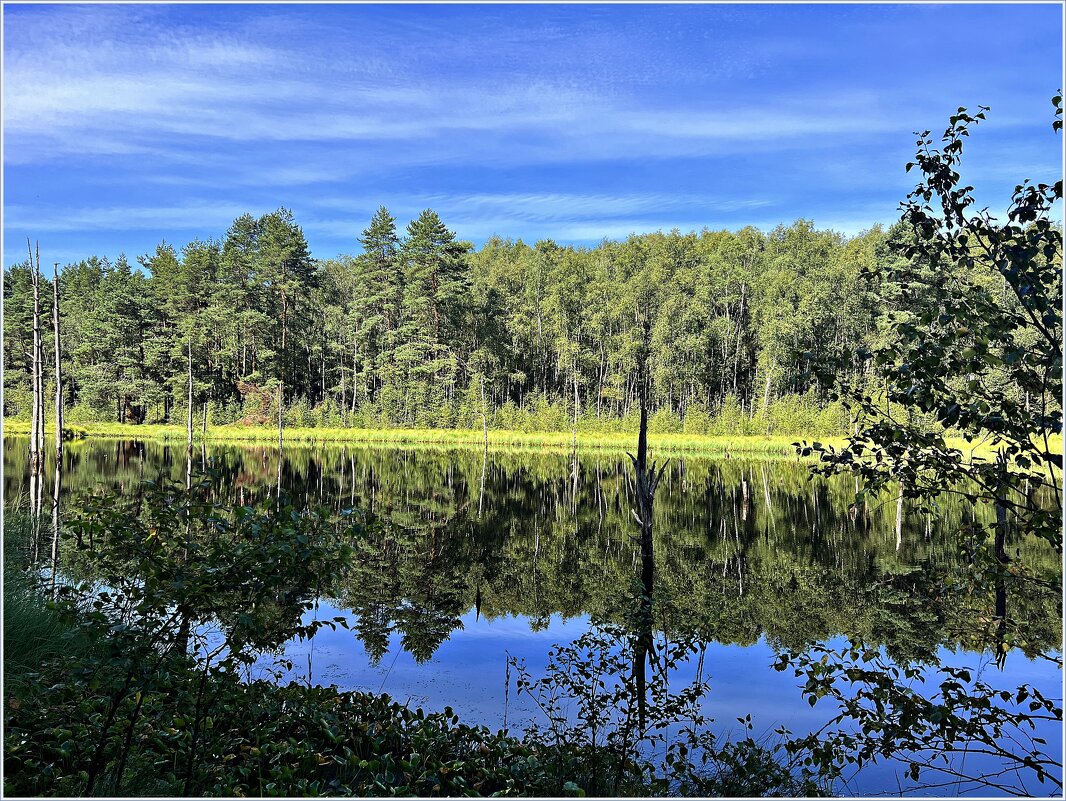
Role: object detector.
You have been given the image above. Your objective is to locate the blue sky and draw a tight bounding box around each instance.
[3,3,1062,268]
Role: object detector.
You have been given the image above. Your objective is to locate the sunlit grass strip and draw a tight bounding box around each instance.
[4,419,1059,462]
[3,419,824,457]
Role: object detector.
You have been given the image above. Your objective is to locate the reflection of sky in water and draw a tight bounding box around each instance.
[241,602,1062,797]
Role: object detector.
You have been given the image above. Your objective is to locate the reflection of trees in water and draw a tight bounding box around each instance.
[6,437,1060,663]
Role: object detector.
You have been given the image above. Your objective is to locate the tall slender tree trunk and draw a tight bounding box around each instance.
[279,292,287,451]
[596,345,606,418]
[35,248,45,460]
[572,358,580,447]
[351,347,358,414]
[187,340,194,448]
[760,365,772,421]
[480,374,489,448]
[732,283,746,396]
[37,326,45,457]
[52,263,63,460]
[28,239,41,477]
[536,304,545,395]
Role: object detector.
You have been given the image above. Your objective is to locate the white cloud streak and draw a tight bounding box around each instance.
[4,202,258,233]
[2,6,902,172]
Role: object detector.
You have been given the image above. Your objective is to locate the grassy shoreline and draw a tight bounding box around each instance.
[3,419,832,457]
[5,419,1055,462]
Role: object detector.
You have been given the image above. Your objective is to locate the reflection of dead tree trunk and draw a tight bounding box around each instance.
[760,464,775,533]
[631,397,665,591]
[29,468,41,565]
[478,446,487,518]
[895,488,904,552]
[276,446,283,507]
[176,445,193,655]
[479,374,489,518]
[992,451,1012,667]
[50,458,62,598]
[994,578,1008,669]
[994,451,1011,565]
[571,360,580,515]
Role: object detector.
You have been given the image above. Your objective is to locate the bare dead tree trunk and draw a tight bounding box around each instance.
[628,317,666,734]
[761,365,772,421]
[356,347,364,415]
[35,244,46,462]
[571,358,580,452]
[187,340,194,448]
[52,262,63,460]
[480,374,489,449]
[28,239,42,477]
[733,282,746,396]
[279,292,287,451]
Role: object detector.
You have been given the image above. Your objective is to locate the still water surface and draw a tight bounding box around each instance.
[5,437,1062,795]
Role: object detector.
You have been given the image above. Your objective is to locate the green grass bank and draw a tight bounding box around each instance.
[7,418,1053,462]
[4,419,835,457]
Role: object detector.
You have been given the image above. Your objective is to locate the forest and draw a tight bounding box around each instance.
[5,211,903,435]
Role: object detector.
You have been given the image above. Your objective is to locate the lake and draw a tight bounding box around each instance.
[4,435,1062,796]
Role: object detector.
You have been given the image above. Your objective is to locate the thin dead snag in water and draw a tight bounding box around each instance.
[627,319,668,731]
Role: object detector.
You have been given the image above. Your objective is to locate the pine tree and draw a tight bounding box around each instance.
[395,210,471,424]
[255,208,315,441]
[353,207,401,406]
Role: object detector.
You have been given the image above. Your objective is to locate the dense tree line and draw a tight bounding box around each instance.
[0,208,1036,434]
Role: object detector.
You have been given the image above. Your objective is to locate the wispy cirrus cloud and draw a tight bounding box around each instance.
[2,4,903,169]
[3,3,1060,267]
[3,201,257,233]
